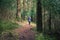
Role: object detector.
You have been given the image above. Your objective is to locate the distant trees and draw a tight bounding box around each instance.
[42,0,60,34]
[0,0,17,21]
[36,0,60,33]
[0,0,19,34]
[31,0,36,22]
[20,0,36,22]
[0,0,36,22]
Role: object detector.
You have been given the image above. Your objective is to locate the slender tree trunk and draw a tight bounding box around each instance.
[16,0,21,19]
[23,0,26,20]
[16,0,18,18]
[37,0,42,32]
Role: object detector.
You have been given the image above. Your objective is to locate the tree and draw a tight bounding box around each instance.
[16,0,21,21]
[37,0,42,32]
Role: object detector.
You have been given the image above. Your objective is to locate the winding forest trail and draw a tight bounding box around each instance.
[14,21,36,40]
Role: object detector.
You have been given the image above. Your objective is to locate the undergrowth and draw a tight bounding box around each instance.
[35,33,56,40]
[0,19,20,34]
[31,27,56,40]
[0,31,19,40]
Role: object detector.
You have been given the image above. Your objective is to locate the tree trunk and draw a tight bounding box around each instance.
[16,0,21,20]
[36,0,42,32]
[48,7,51,32]
[22,0,26,20]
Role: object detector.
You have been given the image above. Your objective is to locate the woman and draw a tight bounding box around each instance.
[28,16,31,25]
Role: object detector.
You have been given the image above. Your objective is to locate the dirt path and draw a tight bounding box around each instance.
[14,21,35,40]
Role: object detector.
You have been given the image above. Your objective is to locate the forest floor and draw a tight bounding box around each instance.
[14,21,36,40]
[12,21,56,40]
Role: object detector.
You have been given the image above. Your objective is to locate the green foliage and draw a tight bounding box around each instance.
[0,0,17,20]
[0,31,19,40]
[42,0,60,14]
[0,20,19,33]
[0,0,17,9]
[36,33,56,40]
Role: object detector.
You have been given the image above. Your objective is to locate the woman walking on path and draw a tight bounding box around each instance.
[28,16,31,25]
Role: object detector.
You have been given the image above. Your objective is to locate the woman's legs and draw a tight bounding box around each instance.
[28,21,30,25]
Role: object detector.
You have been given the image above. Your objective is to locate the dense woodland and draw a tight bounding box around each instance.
[0,0,36,32]
[0,0,60,40]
